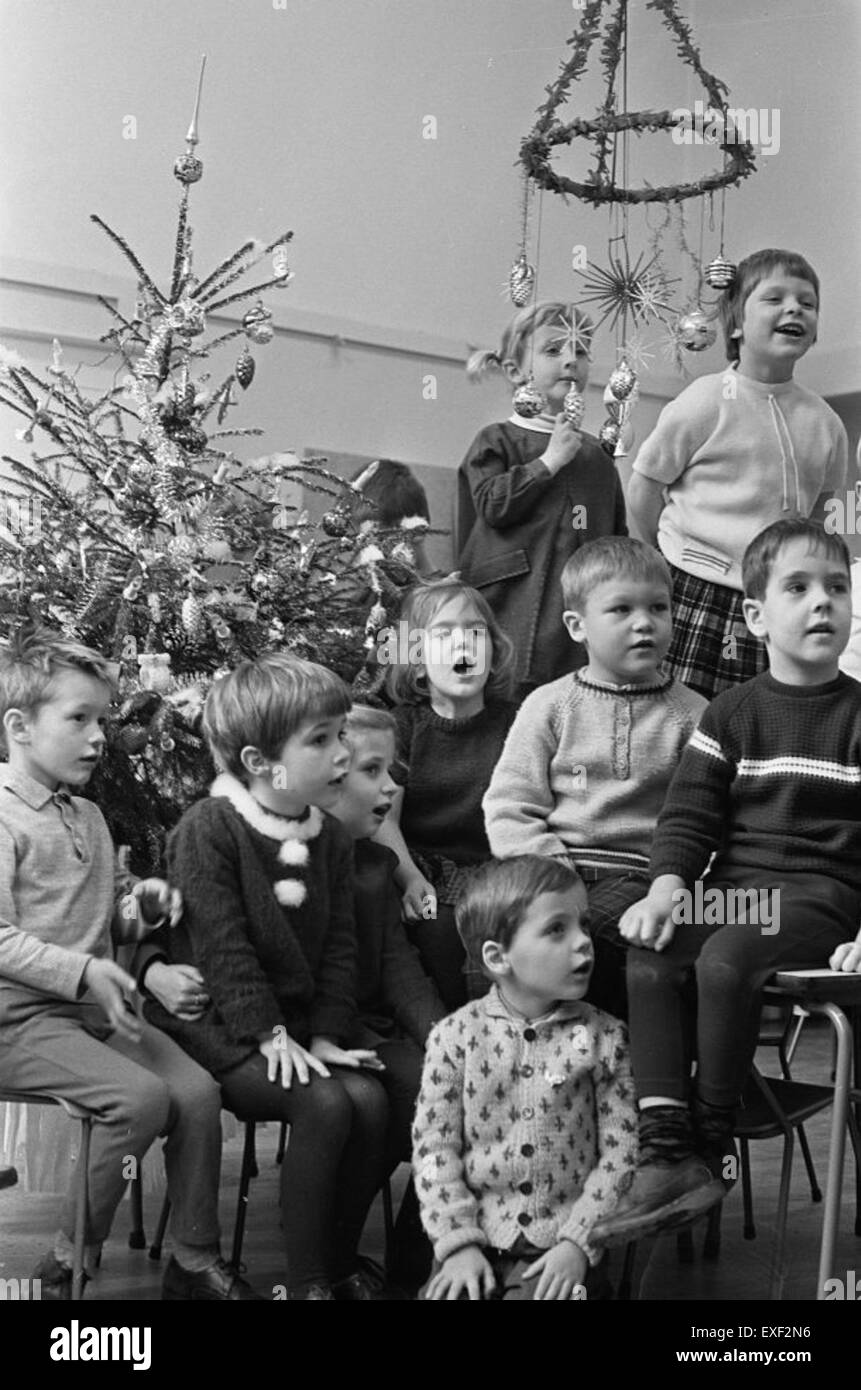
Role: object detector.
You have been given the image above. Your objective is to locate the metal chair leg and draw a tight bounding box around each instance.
[149,1193,171,1261]
[230,1122,257,1270]
[740,1137,755,1239]
[128,1170,146,1249]
[769,1131,795,1301]
[72,1118,92,1301]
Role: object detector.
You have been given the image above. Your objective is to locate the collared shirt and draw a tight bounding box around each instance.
[412,986,639,1265]
[0,764,130,1026]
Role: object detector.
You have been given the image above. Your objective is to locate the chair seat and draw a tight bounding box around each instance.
[0,1087,91,1122]
[767,970,861,1010]
[737,1076,835,1139]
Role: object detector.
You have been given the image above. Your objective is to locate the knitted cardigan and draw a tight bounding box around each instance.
[144,775,357,1076]
[412,988,638,1264]
[483,670,706,871]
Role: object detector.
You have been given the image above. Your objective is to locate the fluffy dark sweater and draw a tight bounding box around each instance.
[351,839,445,1048]
[144,779,357,1076]
[394,700,517,869]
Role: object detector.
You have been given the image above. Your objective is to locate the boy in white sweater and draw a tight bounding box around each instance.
[483,537,705,1018]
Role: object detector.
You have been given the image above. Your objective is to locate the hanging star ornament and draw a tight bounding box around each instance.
[615,332,656,377]
[573,248,678,333]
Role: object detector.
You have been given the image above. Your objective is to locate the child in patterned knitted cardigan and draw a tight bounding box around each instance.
[413,855,638,1301]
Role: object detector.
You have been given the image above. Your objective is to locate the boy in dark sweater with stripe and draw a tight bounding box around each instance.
[594,518,861,1245]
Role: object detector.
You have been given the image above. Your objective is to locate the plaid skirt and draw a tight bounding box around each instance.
[664,562,767,700]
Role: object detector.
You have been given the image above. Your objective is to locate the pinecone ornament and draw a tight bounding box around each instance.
[509,253,536,307]
[235,349,256,389]
[607,362,637,401]
[181,594,206,641]
[563,385,585,427]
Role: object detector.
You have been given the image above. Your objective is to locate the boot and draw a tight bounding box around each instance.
[591,1105,726,1248]
[692,1091,739,1188]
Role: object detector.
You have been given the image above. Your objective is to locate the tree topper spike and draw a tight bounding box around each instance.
[186,55,207,148]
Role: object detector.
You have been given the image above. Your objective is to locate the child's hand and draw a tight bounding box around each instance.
[310,1037,385,1071]
[541,415,583,475]
[133,878,183,927]
[83,958,142,1044]
[522,1239,587,1301]
[259,1031,330,1088]
[830,940,861,973]
[423,1245,495,1301]
[401,872,437,923]
[145,962,209,1021]
[619,896,676,952]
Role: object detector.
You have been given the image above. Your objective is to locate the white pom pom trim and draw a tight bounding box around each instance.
[274,878,307,908]
[278,839,310,867]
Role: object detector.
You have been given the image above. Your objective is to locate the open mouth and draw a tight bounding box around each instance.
[372,802,391,820]
[630,640,654,650]
[806,624,834,636]
[776,323,805,338]
[328,772,347,787]
[452,656,476,676]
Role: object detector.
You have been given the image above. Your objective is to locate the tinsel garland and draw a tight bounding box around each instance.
[520,0,757,205]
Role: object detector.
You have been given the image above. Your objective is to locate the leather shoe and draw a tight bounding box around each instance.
[288,1282,335,1300]
[32,1252,88,1301]
[162,1255,265,1301]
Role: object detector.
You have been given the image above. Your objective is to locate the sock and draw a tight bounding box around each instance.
[637,1104,696,1166]
[172,1241,220,1274]
[691,1093,737,1178]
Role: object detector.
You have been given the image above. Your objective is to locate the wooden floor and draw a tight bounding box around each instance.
[1,1019,859,1303]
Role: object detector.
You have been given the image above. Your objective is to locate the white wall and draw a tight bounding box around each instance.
[1,0,859,559]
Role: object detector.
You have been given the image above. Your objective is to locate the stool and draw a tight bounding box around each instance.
[765,968,861,1299]
[0,1089,92,1300]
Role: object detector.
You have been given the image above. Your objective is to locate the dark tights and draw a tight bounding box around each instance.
[627,871,859,1109]
[219,1055,388,1293]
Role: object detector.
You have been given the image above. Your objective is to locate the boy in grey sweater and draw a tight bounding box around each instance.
[483,538,705,1018]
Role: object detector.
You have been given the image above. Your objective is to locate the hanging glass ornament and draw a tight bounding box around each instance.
[272,244,292,284]
[509,253,536,307]
[598,420,621,455]
[167,297,206,337]
[562,385,584,428]
[606,361,637,401]
[677,308,717,352]
[138,652,172,694]
[173,152,203,184]
[704,254,737,290]
[235,349,256,389]
[512,378,546,418]
[243,301,274,345]
[321,505,351,538]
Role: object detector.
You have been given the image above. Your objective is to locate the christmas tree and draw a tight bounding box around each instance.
[0,59,424,872]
